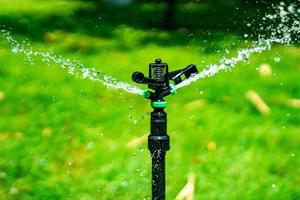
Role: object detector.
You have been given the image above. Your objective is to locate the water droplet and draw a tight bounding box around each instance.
[112,186,119,191]
[272,184,276,188]
[121,181,129,187]
[11,47,18,53]
[135,169,141,172]
[287,5,294,13]
[139,147,144,152]
[39,158,48,165]
[97,186,101,192]
[0,172,7,179]
[87,142,94,150]
[9,187,18,195]
[274,57,281,62]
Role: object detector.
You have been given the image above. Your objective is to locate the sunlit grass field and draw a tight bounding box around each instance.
[0,1,299,199]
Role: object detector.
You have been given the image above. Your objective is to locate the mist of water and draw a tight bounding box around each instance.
[176,1,300,89]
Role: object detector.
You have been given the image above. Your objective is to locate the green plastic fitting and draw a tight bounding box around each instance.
[151,101,167,108]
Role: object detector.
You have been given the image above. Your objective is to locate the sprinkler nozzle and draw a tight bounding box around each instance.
[132,59,198,101]
[132,72,145,83]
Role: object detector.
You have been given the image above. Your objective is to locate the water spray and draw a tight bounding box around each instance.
[132,58,198,200]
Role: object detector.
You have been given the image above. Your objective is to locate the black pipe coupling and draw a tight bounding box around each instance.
[148,135,170,154]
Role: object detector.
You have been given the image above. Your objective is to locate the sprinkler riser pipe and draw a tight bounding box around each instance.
[149,108,170,151]
[149,107,170,200]
[150,109,167,136]
[151,151,166,200]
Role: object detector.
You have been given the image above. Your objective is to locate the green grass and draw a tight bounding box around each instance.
[0,0,300,199]
[0,0,92,15]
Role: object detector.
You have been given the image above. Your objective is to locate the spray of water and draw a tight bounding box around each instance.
[176,1,300,89]
[0,30,144,95]
[0,2,299,94]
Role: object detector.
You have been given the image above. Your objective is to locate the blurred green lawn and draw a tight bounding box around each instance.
[0,0,299,199]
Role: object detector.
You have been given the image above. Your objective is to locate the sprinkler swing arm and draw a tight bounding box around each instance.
[132,59,198,101]
[132,58,198,200]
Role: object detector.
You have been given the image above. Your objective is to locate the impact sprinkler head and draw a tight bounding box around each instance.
[131,59,198,200]
[132,58,198,104]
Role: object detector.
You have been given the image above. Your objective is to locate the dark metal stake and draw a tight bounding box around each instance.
[132,59,198,200]
[149,108,169,200]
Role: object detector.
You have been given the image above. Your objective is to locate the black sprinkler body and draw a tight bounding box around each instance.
[132,59,198,200]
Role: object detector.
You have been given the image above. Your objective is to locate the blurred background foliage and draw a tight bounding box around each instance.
[0,0,286,38]
[0,0,299,199]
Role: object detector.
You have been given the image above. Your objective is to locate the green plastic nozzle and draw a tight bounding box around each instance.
[143,90,150,99]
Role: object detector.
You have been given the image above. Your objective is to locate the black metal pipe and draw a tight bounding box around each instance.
[148,108,170,200]
[151,149,166,200]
